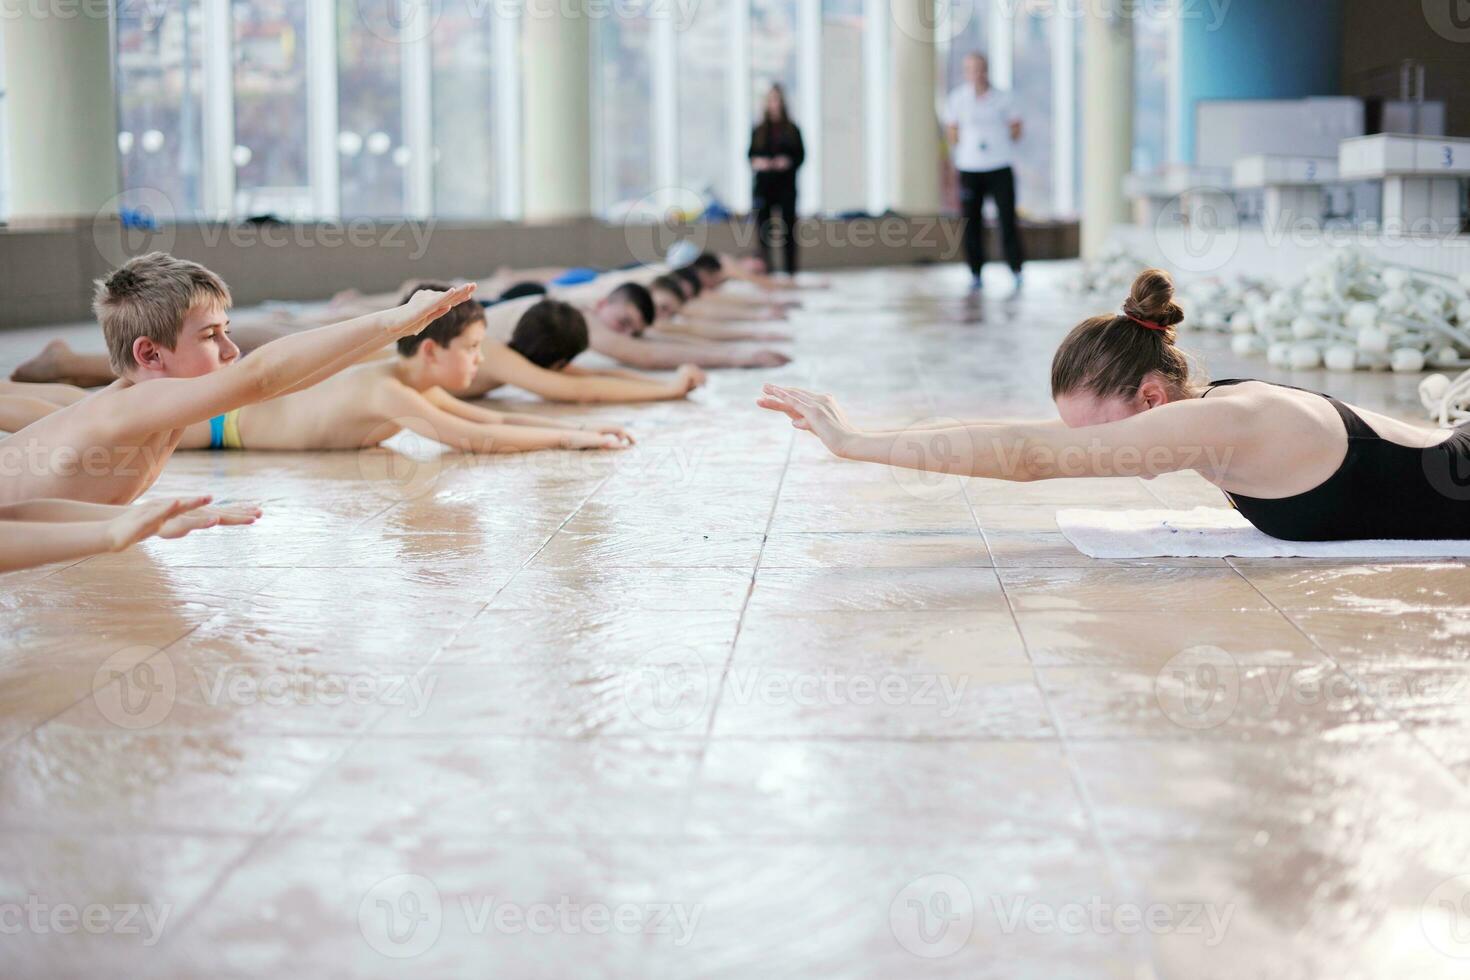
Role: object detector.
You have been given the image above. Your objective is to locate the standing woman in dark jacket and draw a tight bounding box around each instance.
[749,84,805,276]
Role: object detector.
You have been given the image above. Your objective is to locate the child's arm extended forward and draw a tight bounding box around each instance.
[387,388,628,452]
[420,387,634,443]
[478,346,703,404]
[0,496,232,573]
[106,285,476,436]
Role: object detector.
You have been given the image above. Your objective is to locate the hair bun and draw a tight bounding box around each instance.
[1122,268,1185,330]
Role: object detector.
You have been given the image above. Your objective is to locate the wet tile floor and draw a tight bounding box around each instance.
[1,262,1468,978]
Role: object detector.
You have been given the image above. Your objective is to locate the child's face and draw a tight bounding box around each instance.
[160,301,240,378]
[598,300,646,338]
[433,321,485,390]
[652,288,681,322]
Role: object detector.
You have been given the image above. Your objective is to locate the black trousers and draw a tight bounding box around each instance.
[755,184,799,275]
[958,166,1024,276]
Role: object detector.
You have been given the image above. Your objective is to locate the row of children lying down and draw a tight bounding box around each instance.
[0,250,822,573]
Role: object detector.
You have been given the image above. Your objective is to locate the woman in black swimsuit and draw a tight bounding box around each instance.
[758,268,1470,541]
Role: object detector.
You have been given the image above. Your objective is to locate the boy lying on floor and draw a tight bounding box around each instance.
[1,289,639,453]
[0,251,474,506]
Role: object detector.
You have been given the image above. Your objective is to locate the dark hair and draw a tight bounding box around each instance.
[606,282,656,330]
[753,84,797,154]
[1050,268,1194,401]
[691,252,722,274]
[497,280,549,301]
[673,266,702,297]
[508,299,589,369]
[651,274,687,302]
[396,282,486,357]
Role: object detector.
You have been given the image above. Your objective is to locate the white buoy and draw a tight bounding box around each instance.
[1324,345,1358,372]
[1266,342,1293,367]
[1357,327,1391,354]
[1420,373,1452,408]
[1289,344,1323,370]
[1390,348,1426,373]
[1231,334,1262,357]
[1378,290,1409,314]
[1291,317,1322,340]
[1383,267,1411,291]
[1229,312,1254,335]
[1430,347,1462,369]
[1346,302,1377,330]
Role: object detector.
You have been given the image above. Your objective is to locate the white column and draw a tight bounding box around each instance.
[886,0,940,214]
[1081,2,1134,258]
[1,4,118,219]
[307,0,340,219]
[494,7,522,220]
[521,5,591,221]
[726,0,752,213]
[1051,9,1077,216]
[797,0,822,213]
[861,0,887,214]
[401,3,434,219]
[200,0,235,219]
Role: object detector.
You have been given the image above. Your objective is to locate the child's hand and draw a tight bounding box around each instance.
[585,423,635,446]
[393,283,478,337]
[674,364,707,394]
[746,349,791,368]
[155,501,263,539]
[106,496,217,551]
[756,384,857,455]
[562,429,631,451]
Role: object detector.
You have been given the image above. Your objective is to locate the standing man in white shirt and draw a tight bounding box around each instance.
[943,52,1025,296]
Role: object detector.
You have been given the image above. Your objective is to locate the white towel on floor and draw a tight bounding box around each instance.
[1055,507,1470,559]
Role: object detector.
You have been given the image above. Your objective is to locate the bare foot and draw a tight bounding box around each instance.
[10,339,73,384]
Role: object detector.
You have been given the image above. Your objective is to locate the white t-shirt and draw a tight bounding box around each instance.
[943,85,1021,174]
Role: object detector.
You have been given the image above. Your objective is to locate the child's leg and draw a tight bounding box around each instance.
[0,394,67,432]
[9,340,117,387]
[0,380,91,406]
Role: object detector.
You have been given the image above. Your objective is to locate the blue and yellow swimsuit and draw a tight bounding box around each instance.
[207,409,244,450]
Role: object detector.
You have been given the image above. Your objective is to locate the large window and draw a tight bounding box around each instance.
[337,1,405,216]
[750,0,799,124]
[1010,0,1054,216]
[115,1,206,217]
[594,11,656,214]
[820,0,864,214]
[233,1,310,217]
[103,0,1102,223]
[676,0,733,206]
[433,1,499,218]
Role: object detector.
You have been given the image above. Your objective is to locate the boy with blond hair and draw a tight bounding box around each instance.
[0,251,473,508]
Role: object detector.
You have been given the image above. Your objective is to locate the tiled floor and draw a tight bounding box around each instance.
[2,262,1469,978]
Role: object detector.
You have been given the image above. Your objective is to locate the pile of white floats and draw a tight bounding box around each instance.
[1071,247,1470,375]
[1218,252,1470,375]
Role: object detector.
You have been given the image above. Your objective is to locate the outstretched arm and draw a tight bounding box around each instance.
[0,496,228,574]
[650,319,793,343]
[757,384,1255,484]
[421,386,634,443]
[590,325,789,370]
[0,496,263,528]
[105,285,476,437]
[477,346,702,404]
[386,388,629,453]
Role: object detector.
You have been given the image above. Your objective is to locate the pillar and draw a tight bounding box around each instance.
[1081,2,1133,258]
[2,2,119,220]
[520,7,591,221]
[887,0,940,214]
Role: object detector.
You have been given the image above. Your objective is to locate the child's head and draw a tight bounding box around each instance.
[596,283,656,337]
[94,252,236,379]
[649,275,686,321]
[1050,268,1196,427]
[508,299,589,371]
[691,251,726,289]
[673,266,703,299]
[397,282,486,390]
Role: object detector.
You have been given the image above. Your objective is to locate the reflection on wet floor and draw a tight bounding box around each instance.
[1,262,1468,976]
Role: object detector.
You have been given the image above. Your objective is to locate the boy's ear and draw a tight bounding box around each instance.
[132,336,166,371]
